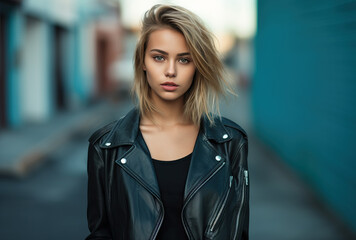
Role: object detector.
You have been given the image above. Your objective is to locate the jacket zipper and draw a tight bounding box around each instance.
[232,169,248,239]
[244,170,248,186]
[209,175,234,232]
[182,161,226,239]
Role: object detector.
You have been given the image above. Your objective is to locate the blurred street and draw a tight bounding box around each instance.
[0,98,134,240]
[1,88,354,240]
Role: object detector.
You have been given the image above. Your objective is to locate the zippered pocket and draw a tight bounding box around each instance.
[208,175,234,233]
[232,169,249,239]
[243,170,248,186]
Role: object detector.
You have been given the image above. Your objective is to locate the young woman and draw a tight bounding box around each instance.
[86,4,249,240]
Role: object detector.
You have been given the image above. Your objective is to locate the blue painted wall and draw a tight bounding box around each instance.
[6,10,23,127]
[253,0,356,231]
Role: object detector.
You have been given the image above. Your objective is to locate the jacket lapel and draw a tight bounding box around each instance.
[183,116,231,201]
[116,143,161,199]
[99,108,161,199]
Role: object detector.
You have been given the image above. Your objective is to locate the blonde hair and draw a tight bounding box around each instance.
[133,4,232,126]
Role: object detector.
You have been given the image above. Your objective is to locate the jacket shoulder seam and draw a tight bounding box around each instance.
[88,120,118,144]
[221,117,248,139]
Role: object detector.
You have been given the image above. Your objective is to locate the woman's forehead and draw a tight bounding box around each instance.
[146,28,189,54]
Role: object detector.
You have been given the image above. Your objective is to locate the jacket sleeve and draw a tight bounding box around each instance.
[231,136,249,240]
[86,142,112,240]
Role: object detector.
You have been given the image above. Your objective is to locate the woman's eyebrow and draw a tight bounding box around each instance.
[177,52,190,56]
[150,49,190,56]
[150,49,168,55]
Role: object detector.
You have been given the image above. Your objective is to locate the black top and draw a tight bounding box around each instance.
[152,153,191,240]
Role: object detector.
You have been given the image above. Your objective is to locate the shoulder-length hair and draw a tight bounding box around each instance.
[133,4,232,126]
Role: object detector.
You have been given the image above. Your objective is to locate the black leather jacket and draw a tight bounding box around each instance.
[86,108,249,240]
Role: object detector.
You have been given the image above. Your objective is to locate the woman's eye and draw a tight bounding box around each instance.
[179,58,190,64]
[153,56,164,61]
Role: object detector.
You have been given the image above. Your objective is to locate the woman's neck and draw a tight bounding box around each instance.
[142,96,191,127]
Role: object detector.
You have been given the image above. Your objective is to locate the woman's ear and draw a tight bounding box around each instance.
[143,64,146,71]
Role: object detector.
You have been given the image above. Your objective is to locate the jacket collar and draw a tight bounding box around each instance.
[100,107,232,148]
[100,107,232,202]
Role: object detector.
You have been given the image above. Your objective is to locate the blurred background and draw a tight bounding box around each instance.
[0,0,355,239]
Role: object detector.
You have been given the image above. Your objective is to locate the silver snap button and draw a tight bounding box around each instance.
[105,142,111,146]
[120,158,127,164]
[222,134,228,139]
[215,155,222,161]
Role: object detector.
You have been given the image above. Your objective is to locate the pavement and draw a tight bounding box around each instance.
[0,98,133,177]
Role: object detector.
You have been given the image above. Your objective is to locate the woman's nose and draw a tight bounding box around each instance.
[165,60,176,77]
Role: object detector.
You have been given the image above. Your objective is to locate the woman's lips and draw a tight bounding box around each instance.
[161,82,178,91]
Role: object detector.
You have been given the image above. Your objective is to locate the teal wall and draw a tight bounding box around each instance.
[6,10,23,127]
[253,0,356,232]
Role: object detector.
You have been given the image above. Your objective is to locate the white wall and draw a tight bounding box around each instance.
[24,0,78,26]
[20,17,51,122]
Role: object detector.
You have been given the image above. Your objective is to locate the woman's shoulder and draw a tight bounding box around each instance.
[88,120,118,144]
[219,116,248,140]
[88,107,140,145]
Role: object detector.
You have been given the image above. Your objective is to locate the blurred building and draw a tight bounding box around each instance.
[253,0,356,234]
[0,0,123,129]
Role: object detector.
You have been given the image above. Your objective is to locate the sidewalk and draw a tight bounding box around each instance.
[0,99,132,177]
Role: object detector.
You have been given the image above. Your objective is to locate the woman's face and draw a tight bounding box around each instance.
[143,28,196,103]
